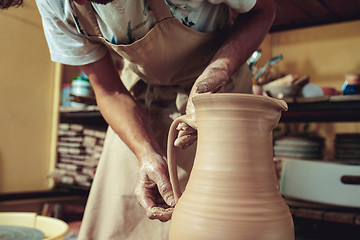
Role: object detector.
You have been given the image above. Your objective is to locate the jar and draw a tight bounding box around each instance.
[342,73,360,95]
[61,83,72,106]
[71,75,93,107]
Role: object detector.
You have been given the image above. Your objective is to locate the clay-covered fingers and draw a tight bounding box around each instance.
[146,206,174,222]
[149,164,176,207]
[135,184,174,222]
[196,79,226,93]
[134,157,175,222]
[174,122,197,149]
[195,68,228,94]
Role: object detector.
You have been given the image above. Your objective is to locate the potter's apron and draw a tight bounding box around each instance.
[74,0,252,239]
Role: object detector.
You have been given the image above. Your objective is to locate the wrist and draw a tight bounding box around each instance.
[136,142,164,166]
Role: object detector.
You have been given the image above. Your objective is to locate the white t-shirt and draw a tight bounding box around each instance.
[36,0,256,65]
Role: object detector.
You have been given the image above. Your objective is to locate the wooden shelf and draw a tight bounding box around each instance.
[59,106,107,127]
[0,187,88,202]
[60,96,360,124]
[286,198,360,226]
[280,95,360,122]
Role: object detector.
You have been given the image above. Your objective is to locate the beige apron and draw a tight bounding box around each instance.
[74,0,252,239]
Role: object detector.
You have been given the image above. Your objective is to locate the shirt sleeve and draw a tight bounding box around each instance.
[207,0,257,13]
[35,0,108,66]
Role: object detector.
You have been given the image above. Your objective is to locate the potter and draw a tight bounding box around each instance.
[167,93,294,240]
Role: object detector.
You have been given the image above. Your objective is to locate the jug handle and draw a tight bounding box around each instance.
[167,115,196,204]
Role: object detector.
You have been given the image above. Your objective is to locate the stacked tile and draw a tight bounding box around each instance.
[273,136,324,160]
[53,123,106,189]
[334,133,360,164]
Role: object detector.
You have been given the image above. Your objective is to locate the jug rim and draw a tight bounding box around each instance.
[193,93,288,111]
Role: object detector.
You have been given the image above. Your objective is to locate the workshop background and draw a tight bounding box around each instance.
[1,0,360,239]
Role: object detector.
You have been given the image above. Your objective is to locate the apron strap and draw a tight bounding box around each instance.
[148,0,173,23]
[72,1,103,37]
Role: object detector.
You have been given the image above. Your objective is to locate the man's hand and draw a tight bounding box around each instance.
[195,67,229,94]
[175,0,276,149]
[174,66,229,149]
[134,153,175,222]
[81,53,176,221]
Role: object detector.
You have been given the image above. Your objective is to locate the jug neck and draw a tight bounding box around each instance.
[193,94,287,133]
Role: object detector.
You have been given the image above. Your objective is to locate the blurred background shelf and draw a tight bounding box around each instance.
[59,95,360,124]
[280,95,360,122]
[60,106,107,127]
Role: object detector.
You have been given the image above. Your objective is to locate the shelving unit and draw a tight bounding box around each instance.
[278,95,360,237]
[58,95,360,124]
[54,107,107,190]
[59,106,107,127]
[287,199,360,238]
[280,95,360,122]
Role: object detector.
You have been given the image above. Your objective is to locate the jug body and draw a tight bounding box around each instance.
[167,93,294,240]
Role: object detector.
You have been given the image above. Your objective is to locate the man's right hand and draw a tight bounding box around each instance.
[81,53,175,221]
[134,153,176,222]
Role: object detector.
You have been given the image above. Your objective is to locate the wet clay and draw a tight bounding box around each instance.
[147,207,173,222]
[167,93,294,240]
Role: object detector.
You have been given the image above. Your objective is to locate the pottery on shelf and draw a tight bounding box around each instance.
[167,93,294,240]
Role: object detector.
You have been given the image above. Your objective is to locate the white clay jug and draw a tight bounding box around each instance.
[167,93,294,240]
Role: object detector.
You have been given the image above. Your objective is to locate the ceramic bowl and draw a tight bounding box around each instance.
[263,84,300,99]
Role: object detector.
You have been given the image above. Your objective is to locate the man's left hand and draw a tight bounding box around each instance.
[174,66,229,149]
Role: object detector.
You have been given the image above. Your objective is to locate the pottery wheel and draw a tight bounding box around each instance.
[0,225,44,240]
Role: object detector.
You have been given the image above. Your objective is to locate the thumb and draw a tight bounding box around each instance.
[196,79,226,93]
[196,70,228,93]
[154,172,176,207]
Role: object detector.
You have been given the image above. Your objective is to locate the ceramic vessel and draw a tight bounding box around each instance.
[167,93,294,240]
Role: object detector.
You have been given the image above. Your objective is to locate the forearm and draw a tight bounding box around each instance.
[97,91,161,159]
[81,52,161,162]
[193,0,275,95]
[210,0,275,76]
[82,53,175,218]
